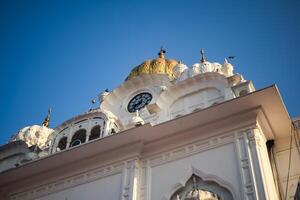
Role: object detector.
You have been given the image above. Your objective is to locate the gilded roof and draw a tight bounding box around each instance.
[125,54,179,81]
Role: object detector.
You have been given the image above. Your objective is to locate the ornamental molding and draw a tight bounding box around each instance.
[143,126,255,168]
[8,159,130,200]
[54,110,111,133]
[8,125,261,200]
[157,72,228,108]
[233,126,272,200]
[246,127,266,148]
[138,126,256,200]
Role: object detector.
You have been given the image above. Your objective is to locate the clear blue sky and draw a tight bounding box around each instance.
[0,0,299,145]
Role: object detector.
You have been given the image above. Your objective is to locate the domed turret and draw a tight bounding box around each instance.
[10,109,54,149]
[125,48,179,81]
[192,49,215,74]
[10,125,54,149]
[173,61,188,78]
[222,58,234,77]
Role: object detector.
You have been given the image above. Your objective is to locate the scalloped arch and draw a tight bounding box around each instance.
[164,166,238,200]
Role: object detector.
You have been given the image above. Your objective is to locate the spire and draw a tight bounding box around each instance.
[158,47,166,58]
[42,108,51,127]
[200,49,206,63]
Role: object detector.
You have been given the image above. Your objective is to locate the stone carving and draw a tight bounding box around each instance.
[170,174,232,200]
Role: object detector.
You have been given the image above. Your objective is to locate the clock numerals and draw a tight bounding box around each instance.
[127,92,153,113]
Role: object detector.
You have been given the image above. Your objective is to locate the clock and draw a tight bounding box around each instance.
[127,92,152,113]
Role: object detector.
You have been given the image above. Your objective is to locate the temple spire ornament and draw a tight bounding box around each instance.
[158,47,166,58]
[200,49,206,63]
[42,108,51,127]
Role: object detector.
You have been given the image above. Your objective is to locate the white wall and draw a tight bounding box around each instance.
[275,135,300,199]
[36,173,122,200]
[147,144,239,200]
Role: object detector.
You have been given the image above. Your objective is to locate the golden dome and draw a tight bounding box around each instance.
[125,48,179,81]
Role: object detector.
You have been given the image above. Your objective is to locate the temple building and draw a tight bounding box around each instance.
[0,49,299,200]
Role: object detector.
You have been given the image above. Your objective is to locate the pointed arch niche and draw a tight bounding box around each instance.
[168,169,235,200]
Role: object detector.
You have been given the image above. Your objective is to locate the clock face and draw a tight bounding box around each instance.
[127,92,152,113]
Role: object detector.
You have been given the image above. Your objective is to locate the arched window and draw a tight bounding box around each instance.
[89,125,101,141]
[57,137,67,151]
[70,129,86,147]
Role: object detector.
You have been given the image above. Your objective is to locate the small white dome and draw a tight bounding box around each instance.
[222,58,234,76]
[192,61,214,75]
[191,63,201,75]
[10,125,54,149]
[173,62,188,78]
[212,62,223,73]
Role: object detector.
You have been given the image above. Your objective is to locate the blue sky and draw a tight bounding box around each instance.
[0,0,299,145]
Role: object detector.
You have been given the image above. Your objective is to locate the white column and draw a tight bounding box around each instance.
[66,126,73,148]
[86,119,92,142]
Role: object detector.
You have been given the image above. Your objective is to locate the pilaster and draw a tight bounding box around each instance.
[121,159,141,200]
[235,127,279,200]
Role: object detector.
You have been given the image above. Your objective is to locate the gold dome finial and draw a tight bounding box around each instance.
[42,108,51,127]
[201,49,206,63]
[125,47,178,81]
[158,47,166,58]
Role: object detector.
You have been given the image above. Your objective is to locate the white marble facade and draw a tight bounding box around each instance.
[0,51,299,200]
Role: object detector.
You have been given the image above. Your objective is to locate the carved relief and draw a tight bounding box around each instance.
[169,173,234,200]
[121,159,141,200]
[234,130,256,199]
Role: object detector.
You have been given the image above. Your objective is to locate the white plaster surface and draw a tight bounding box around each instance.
[149,144,240,200]
[36,173,122,200]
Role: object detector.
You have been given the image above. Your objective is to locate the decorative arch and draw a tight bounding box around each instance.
[169,87,224,118]
[57,137,67,151]
[89,125,101,141]
[157,73,229,108]
[70,129,86,147]
[50,110,123,153]
[170,87,223,107]
[165,167,237,200]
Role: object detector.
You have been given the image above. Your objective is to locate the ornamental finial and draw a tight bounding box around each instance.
[42,108,51,127]
[201,49,206,63]
[158,47,166,58]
